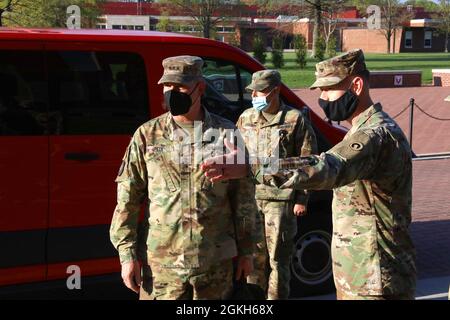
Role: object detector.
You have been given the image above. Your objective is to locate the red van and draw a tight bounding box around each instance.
[0,28,346,298]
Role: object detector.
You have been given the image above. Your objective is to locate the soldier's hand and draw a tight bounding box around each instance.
[201,139,249,183]
[293,204,307,216]
[235,255,254,280]
[121,261,142,294]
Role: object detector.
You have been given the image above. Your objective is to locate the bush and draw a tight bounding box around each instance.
[326,35,337,59]
[229,34,240,48]
[315,36,326,61]
[294,34,307,68]
[271,34,285,68]
[253,34,267,64]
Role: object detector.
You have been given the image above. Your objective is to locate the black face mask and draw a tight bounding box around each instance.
[164,83,199,116]
[318,87,359,121]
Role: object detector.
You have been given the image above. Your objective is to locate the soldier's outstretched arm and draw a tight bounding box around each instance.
[255,130,381,191]
[110,130,148,265]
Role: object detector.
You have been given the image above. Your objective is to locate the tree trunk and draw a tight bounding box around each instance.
[387,31,391,54]
[311,0,322,58]
[203,16,210,39]
[0,11,3,27]
[445,30,449,53]
[393,28,396,54]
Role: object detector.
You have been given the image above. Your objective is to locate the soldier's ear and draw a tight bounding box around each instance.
[198,79,206,93]
[275,85,281,94]
[352,76,364,96]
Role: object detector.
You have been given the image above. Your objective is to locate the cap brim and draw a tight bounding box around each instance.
[245,83,272,92]
[158,74,199,85]
[309,76,345,90]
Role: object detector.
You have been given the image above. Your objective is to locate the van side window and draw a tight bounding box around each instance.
[46,51,149,135]
[0,51,48,136]
[201,58,252,123]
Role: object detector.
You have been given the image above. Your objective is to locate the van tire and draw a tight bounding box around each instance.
[289,200,335,298]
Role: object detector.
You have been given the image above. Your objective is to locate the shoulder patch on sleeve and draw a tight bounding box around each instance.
[331,131,373,161]
[349,141,364,151]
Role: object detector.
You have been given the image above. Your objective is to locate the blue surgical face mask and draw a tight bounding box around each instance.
[252,88,274,112]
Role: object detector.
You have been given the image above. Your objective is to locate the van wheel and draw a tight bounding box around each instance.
[289,210,335,298]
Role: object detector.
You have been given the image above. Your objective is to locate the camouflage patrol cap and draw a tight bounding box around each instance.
[246,69,281,92]
[158,55,204,85]
[310,49,367,89]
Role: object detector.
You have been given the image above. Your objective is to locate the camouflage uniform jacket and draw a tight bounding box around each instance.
[237,103,317,203]
[110,108,256,269]
[256,103,416,296]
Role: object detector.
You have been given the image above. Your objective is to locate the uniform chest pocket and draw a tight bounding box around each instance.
[146,148,178,193]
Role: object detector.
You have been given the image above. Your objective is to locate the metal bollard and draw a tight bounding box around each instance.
[408,98,415,149]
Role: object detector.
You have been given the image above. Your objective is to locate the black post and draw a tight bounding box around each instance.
[409,98,415,149]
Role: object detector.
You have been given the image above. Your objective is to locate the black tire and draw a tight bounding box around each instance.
[289,190,335,298]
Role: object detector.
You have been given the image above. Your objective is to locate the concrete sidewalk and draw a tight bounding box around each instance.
[298,276,450,300]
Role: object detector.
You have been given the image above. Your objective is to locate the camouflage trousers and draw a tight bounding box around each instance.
[139,259,233,300]
[247,199,297,300]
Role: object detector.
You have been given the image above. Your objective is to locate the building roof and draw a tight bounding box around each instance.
[100,2,361,20]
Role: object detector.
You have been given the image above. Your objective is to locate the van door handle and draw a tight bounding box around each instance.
[64,152,100,161]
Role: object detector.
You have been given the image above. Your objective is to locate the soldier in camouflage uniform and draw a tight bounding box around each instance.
[201,49,416,300]
[110,55,256,300]
[237,70,317,299]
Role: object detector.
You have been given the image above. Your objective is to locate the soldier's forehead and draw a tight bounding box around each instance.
[163,82,191,88]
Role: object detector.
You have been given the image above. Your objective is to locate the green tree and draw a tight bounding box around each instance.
[228,33,241,48]
[3,0,103,28]
[325,34,336,58]
[315,35,326,60]
[271,33,285,68]
[253,33,267,64]
[352,0,414,54]
[156,12,180,32]
[432,0,450,53]
[404,0,439,11]
[250,1,348,58]
[160,0,239,39]
[294,34,307,68]
[0,0,12,27]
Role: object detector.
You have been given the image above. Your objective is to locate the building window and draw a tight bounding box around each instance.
[405,31,413,48]
[112,25,121,30]
[216,26,235,33]
[96,24,106,29]
[223,26,235,33]
[424,30,432,48]
[135,25,144,31]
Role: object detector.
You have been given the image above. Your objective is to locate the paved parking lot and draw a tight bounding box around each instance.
[294,86,450,155]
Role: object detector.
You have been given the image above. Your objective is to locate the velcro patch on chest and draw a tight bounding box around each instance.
[146,145,167,155]
[242,124,257,130]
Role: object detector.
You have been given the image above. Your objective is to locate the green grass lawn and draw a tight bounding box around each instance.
[257,52,450,88]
